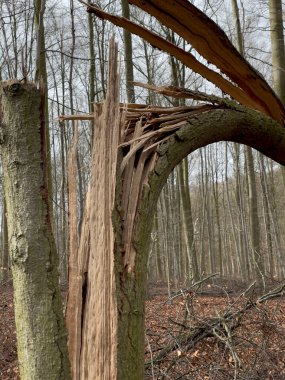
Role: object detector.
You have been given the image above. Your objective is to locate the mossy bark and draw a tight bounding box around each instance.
[0,81,70,380]
[113,178,153,380]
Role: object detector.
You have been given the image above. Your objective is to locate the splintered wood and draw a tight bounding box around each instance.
[80,37,120,380]
[62,77,223,380]
[66,124,79,379]
[65,37,120,380]
[60,90,224,279]
[82,0,285,123]
[61,87,223,278]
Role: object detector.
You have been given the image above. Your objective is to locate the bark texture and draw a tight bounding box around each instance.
[269,0,285,189]
[34,0,53,215]
[269,0,285,104]
[121,0,135,102]
[231,0,263,280]
[0,81,70,380]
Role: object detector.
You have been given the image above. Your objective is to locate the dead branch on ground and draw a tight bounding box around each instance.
[145,283,285,367]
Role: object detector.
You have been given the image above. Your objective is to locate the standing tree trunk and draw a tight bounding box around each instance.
[268,0,285,277]
[258,153,274,275]
[88,0,96,143]
[210,147,223,275]
[231,0,263,280]
[269,0,285,190]
[178,158,199,282]
[34,0,53,217]
[0,199,9,283]
[121,0,135,103]
[0,81,70,380]
[245,146,263,278]
[269,0,285,104]
[232,143,250,279]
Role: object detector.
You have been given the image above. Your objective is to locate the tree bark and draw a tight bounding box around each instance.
[178,158,199,281]
[88,0,96,143]
[231,0,263,280]
[269,0,285,192]
[269,0,285,104]
[245,146,263,279]
[0,81,70,380]
[0,199,9,283]
[34,0,53,218]
[121,0,136,103]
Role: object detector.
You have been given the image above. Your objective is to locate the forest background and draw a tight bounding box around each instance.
[0,0,285,291]
[2,1,285,379]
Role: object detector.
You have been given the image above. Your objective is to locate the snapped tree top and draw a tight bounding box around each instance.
[79,0,285,123]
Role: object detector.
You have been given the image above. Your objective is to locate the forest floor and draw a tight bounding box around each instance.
[1,278,285,379]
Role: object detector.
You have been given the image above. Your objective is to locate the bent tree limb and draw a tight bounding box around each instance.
[120,106,285,379]
[0,81,71,380]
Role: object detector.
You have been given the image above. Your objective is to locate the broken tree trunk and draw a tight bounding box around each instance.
[0,81,71,380]
[63,46,285,378]
[79,39,120,379]
[65,37,120,379]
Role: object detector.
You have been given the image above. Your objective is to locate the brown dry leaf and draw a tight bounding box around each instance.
[191,349,200,358]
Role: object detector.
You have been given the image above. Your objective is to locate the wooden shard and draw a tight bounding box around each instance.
[82,2,262,114]
[80,0,285,123]
[65,125,79,379]
[129,0,285,122]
